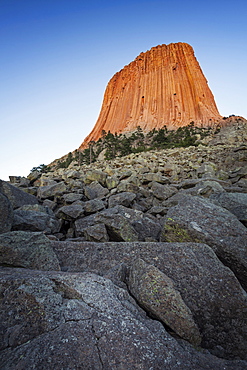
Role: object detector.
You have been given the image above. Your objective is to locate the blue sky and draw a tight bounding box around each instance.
[1,0,247,180]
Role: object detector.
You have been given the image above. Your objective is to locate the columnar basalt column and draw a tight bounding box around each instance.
[79,42,222,149]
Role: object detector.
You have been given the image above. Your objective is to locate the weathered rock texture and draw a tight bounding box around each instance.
[0,231,60,271]
[1,267,245,369]
[1,123,247,368]
[79,42,222,149]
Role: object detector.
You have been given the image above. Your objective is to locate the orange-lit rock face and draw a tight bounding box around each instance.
[79,43,222,149]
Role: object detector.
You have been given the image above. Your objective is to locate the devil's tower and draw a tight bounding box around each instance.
[79,42,222,149]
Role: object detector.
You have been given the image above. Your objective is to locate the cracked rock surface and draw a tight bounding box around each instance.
[1,267,246,370]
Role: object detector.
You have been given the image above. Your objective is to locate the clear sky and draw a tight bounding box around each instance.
[1,0,247,181]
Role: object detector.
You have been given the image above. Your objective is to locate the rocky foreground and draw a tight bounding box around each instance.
[0,122,247,369]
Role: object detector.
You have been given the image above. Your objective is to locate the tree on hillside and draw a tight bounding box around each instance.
[30,164,50,173]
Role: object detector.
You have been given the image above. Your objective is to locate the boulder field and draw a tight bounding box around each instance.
[0,126,247,369]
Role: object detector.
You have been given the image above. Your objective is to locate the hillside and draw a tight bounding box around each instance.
[0,115,247,368]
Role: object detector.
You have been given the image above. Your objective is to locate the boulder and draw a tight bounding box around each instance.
[84,199,105,214]
[74,214,96,238]
[105,175,119,189]
[37,181,67,199]
[209,192,247,225]
[141,172,169,184]
[75,207,142,242]
[194,180,226,196]
[196,163,216,178]
[128,258,201,346]
[17,203,55,216]
[21,186,38,196]
[84,224,109,242]
[0,231,60,270]
[151,181,178,201]
[83,184,97,200]
[66,179,83,190]
[95,208,139,242]
[51,240,247,360]
[27,170,42,183]
[161,195,247,290]
[42,199,57,210]
[12,209,60,234]
[62,192,84,204]
[82,206,161,242]
[19,177,31,187]
[114,205,161,241]
[84,169,107,186]
[108,191,136,208]
[62,169,81,179]
[8,176,22,184]
[84,181,109,199]
[56,204,84,221]
[0,180,38,209]
[0,193,13,234]
[148,205,167,216]
[0,267,246,369]
[117,180,139,193]
[175,178,229,190]
[132,196,154,213]
[119,169,133,180]
[39,177,57,187]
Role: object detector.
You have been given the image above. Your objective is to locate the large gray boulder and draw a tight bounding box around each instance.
[0,180,38,209]
[75,207,140,242]
[84,181,109,199]
[62,192,84,204]
[0,231,60,270]
[95,208,139,242]
[128,258,201,346]
[151,181,178,201]
[117,179,139,193]
[12,208,60,234]
[75,205,161,242]
[84,169,107,186]
[114,205,161,241]
[0,267,246,369]
[209,192,247,225]
[161,195,247,290]
[84,223,109,242]
[108,191,136,208]
[52,240,247,360]
[56,204,84,220]
[37,181,67,199]
[0,193,13,234]
[84,198,105,214]
[73,214,109,242]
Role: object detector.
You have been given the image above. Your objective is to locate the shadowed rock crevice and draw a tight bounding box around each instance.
[91,321,104,369]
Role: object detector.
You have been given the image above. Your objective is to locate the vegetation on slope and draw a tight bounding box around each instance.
[62,123,218,167]
[30,123,220,172]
